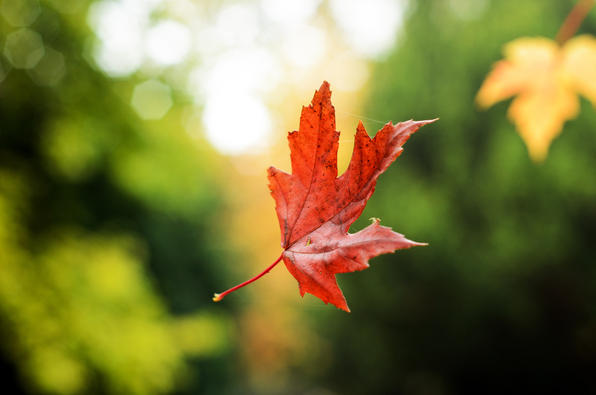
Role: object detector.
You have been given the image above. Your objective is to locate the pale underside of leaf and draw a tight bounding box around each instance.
[283,215,425,312]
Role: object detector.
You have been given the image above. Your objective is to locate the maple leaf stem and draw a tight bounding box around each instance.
[556,0,595,45]
[212,252,284,302]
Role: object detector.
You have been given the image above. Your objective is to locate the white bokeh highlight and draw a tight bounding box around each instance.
[203,93,272,155]
[86,0,409,155]
[329,0,406,58]
[281,25,327,69]
[212,4,260,48]
[191,48,280,99]
[87,0,146,76]
[261,0,321,26]
[145,20,192,66]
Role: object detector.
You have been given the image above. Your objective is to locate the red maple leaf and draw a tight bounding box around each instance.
[214,81,436,311]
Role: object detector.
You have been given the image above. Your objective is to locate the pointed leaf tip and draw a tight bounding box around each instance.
[415,118,439,126]
[313,80,332,103]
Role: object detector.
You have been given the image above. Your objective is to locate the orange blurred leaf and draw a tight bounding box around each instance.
[477,35,596,161]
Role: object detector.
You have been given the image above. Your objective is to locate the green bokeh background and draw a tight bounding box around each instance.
[1,0,595,394]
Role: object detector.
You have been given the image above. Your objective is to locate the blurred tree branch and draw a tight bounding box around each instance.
[556,0,595,44]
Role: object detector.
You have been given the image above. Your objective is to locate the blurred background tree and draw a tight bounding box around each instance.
[0,1,234,394]
[1,0,595,394]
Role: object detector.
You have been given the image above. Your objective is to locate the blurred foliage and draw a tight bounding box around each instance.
[0,1,235,394]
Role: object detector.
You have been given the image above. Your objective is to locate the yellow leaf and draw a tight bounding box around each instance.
[477,35,596,162]
[562,35,596,105]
